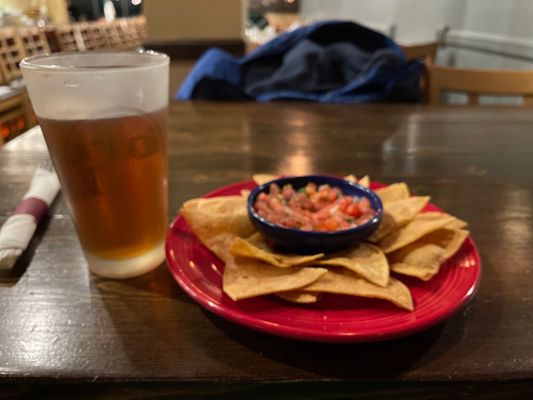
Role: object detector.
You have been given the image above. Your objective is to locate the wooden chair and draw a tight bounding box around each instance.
[55,24,83,51]
[102,22,121,48]
[0,94,27,143]
[18,26,50,57]
[88,22,108,49]
[427,65,533,105]
[401,41,439,64]
[77,22,106,51]
[133,16,147,43]
[400,42,439,103]
[0,28,37,138]
[0,27,26,83]
[116,19,139,49]
[42,26,61,52]
[0,28,36,141]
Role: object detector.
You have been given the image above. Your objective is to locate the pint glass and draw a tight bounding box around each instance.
[21,51,169,279]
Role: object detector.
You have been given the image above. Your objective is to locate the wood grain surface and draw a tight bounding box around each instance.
[1,103,532,399]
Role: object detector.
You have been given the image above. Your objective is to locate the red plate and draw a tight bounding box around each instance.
[166,180,481,342]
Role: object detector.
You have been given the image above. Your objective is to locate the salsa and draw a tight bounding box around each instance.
[254,182,377,232]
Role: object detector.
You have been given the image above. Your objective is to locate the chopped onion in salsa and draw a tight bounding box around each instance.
[254,182,377,232]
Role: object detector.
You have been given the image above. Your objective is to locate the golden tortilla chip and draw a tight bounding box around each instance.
[316,243,389,287]
[276,291,321,303]
[253,174,279,185]
[389,229,469,280]
[344,174,356,183]
[223,256,327,300]
[358,175,370,188]
[445,217,468,230]
[424,228,470,260]
[302,268,414,311]
[230,234,324,268]
[344,175,370,187]
[375,183,410,204]
[379,212,455,254]
[368,196,430,243]
[181,196,256,262]
[390,244,446,281]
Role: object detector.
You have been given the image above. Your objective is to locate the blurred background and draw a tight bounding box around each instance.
[2,0,533,142]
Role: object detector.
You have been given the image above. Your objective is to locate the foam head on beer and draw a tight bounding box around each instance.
[21,51,170,279]
[22,51,168,120]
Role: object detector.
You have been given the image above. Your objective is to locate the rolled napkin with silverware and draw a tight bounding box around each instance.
[0,164,61,270]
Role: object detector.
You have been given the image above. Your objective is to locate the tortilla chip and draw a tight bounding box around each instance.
[446,217,468,230]
[302,268,414,311]
[358,175,370,188]
[230,234,324,268]
[181,196,256,262]
[253,174,279,185]
[344,175,370,187]
[316,243,389,287]
[379,212,455,254]
[389,228,469,280]
[276,291,321,303]
[423,228,470,260]
[375,183,410,203]
[390,244,446,281]
[368,196,430,243]
[223,256,327,300]
[344,174,356,183]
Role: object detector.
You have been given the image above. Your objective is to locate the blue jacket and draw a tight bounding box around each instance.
[177,21,423,103]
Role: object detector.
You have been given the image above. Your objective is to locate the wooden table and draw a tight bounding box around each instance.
[1,102,532,398]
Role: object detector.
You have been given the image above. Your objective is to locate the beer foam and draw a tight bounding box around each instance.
[22,52,169,120]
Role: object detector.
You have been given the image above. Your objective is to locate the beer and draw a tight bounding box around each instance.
[39,109,168,261]
[21,51,169,278]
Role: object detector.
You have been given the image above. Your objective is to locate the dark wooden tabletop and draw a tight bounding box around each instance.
[1,102,533,399]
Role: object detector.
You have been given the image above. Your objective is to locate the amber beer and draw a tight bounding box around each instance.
[21,51,169,278]
[39,109,167,260]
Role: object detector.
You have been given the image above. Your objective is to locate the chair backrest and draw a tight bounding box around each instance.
[399,42,439,104]
[428,65,533,105]
[0,93,28,143]
[18,26,50,57]
[76,22,107,50]
[0,27,26,83]
[401,41,439,64]
[116,19,139,49]
[102,21,121,48]
[133,16,147,43]
[55,24,84,51]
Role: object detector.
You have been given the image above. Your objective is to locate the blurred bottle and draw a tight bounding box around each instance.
[103,0,116,22]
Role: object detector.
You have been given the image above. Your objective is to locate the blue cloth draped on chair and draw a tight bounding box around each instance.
[176,20,423,103]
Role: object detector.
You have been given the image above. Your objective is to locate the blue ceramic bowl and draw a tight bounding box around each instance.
[247,175,383,254]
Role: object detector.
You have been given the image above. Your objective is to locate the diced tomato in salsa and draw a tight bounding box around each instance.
[253,182,377,232]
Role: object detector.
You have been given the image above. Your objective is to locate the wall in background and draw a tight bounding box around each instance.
[300,0,464,43]
[142,0,243,98]
[300,0,533,70]
[45,0,68,24]
[300,0,533,45]
[143,0,242,41]
[462,0,533,39]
